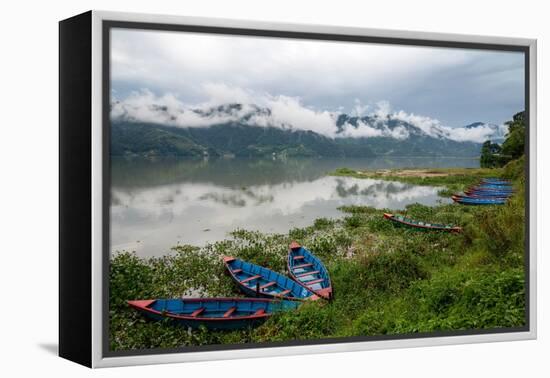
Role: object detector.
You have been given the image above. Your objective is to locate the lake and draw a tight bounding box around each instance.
[110,156,478,257]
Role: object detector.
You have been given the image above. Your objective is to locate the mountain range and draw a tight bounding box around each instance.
[110,103,506,158]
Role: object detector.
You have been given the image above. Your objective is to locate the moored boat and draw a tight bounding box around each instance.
[452,195,506,205]
[465,188,514,196]
[474,185,514,191]
[127,297,300,330]
[466,187,513,193]
[461,191,511,198]
[466,191,513,197]
[480,178,512,185]
[460,191,510,200]
[223,256,318,301]
[383,213,461,233]
[475,183,513,189]
[287,241,333,300]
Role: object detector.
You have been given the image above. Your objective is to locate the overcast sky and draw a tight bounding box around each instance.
[111,28,524,128]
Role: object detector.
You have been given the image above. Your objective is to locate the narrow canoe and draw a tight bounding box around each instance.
[480,178,511,185]
[383,213,461,233]
[475,184,513,189]
[467,186,514,193]
[466,189,513,196]
[127,297,300,330]
[466,187,513,192]
[463,194,511,200]
[461,192,511,199]
[466,193,512,199]
[223,256,318,301]
[287,242,333,300]
[452,195,506,205]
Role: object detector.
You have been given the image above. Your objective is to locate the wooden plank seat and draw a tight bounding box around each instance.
[240,274,261,284]
[231,269,242,274]
[305,278,324,286]
[254,308,266,316]
[278,289,291,296]
[293,263,313,270]
[296,270,320,278]
[260,281,277,290]
[293,255,305,260]
[223,306,236,318]
[190,307,205,317]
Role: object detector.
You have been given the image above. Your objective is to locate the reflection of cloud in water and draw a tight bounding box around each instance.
[110,176,446,256]
[113,177,440,217]
[198,189,275,207]
[199,192,247,207]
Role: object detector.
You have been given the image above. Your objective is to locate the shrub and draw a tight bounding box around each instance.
[352,268,526,335]
[358,249,429,293]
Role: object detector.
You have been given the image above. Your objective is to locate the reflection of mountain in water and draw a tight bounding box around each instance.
[111,156,478,190]
[335,179,418,198]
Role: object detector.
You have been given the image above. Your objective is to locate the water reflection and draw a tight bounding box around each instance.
[111,157,457,257]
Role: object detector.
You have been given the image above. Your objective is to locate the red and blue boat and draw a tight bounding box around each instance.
[223,256,319,301]
[127,297,300,330]
[480,178,512,185]
[383,213,462,233]
[458,193,510,200]
[465,187,513,196]
[287,242,333,300]
[475,185,513,191]
[474,182,513,189]
[452,195,507,205]
[465,191,513,198]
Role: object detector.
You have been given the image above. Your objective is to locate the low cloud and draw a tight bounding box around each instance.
[111,86,507,143]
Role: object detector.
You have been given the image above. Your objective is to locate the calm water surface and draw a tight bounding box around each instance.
[111,157,478,257]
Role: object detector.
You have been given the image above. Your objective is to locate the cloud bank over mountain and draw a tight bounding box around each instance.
[111,28,524,127]
[111,86,508,143]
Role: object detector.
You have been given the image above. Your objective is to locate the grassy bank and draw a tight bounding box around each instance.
[110,158,526,351]
[332,166,503,197]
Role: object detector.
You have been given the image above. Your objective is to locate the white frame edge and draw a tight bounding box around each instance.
[90,10,537,368]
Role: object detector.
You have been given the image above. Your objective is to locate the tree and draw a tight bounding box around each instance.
[501,111,526,160]
[480,140,503,168]
[480,111,525,168]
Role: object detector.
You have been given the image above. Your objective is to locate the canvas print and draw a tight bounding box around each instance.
[108,27,527,352]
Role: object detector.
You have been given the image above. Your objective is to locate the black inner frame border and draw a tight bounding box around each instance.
[102,19,531,359]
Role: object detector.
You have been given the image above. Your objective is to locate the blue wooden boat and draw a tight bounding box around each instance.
[467,185,514,194]
[468,186,513,192]
[459,192,510,199]
[127,297,300,330]
[383,213,462,233]
[223,256,319,301]
[466,188,513,196]
[287,242,333,300]
[476,183,513,189]
[464,188,512,196]
[481,178,511,185]
[452,195,506,205]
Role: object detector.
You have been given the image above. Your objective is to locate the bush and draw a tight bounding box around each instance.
[314,217,335,229]
[255,301,338,341]
[502,155,526,180]
[344,213,364,229]
[352,268,526,335]
[358,249,429,293]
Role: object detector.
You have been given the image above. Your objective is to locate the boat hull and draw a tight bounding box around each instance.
[452,195,506,205]
[464,190,512,197]
[128,298,299,330]
[383,213,461,232]
[223,256,317,301]
[287,242,333,300]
